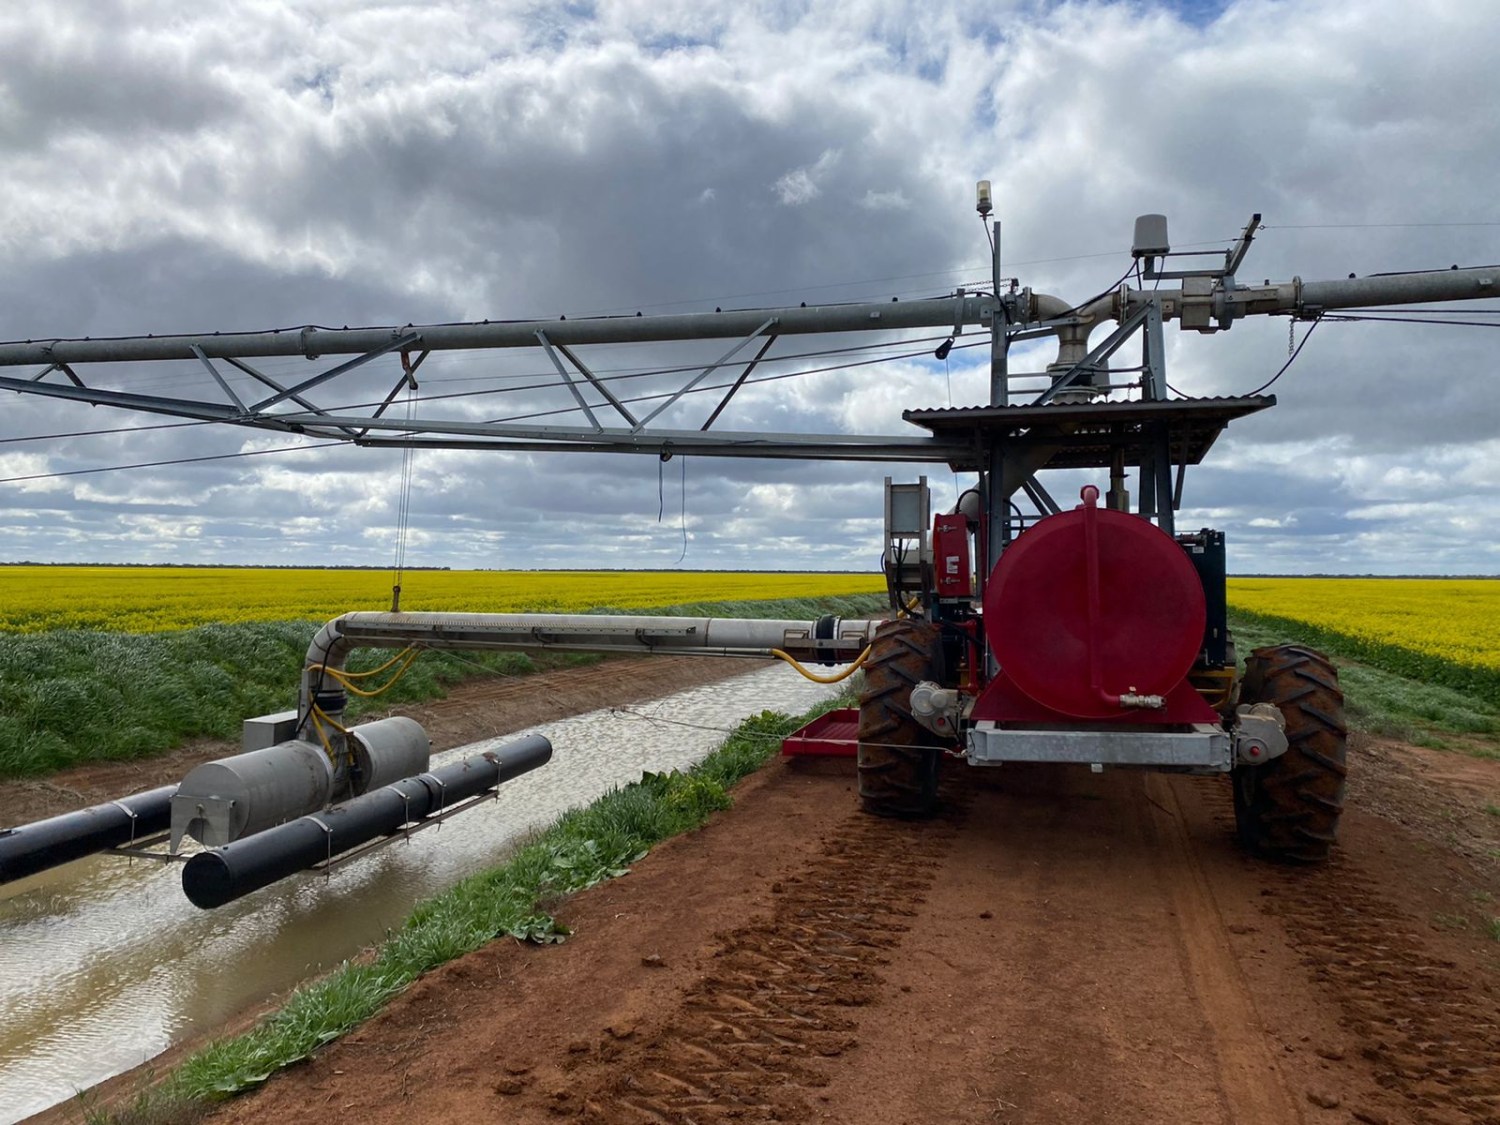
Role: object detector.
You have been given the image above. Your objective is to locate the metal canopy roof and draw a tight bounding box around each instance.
[902,395,1276,472]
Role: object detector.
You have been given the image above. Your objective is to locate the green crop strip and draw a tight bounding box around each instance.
[81,695,850,1125]
[0,593,885,780]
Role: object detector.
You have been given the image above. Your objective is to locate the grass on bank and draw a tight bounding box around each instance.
[0,594,886,781]
[84,698,847,1125]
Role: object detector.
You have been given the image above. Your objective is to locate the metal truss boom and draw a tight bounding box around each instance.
[0,263,1493,463]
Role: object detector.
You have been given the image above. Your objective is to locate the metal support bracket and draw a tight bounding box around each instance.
[250,331,423,412]
[1035,302,1154,406]
[966,722,1233,771]
[536,329,603,431]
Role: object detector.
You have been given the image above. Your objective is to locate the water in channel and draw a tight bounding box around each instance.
[0,664,846,1123]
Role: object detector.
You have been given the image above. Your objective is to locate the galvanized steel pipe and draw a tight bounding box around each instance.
[0,296,999,367]
[305,612,880,684]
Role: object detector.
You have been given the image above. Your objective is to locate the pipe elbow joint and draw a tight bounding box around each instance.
[306,616,353,675]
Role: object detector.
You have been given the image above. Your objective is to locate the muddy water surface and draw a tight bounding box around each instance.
[0,666,845,1123]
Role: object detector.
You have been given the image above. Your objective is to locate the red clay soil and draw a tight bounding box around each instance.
[199,735,1500,1125]
[18,665,1500,1125]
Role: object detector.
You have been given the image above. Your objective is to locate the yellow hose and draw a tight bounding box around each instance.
[311,703,348,734]
[306,708,338,763]
[769,645,871,684]
[308,646,416,680]
[313,648,421,697]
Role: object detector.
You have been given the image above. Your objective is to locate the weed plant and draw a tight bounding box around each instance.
[85,698,846,1122]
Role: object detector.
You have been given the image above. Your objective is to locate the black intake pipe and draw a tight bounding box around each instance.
[0,785,177,885]
[182,734,552,909]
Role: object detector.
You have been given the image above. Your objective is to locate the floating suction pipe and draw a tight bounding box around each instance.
[182,734,552,909]
[0,785,177,884]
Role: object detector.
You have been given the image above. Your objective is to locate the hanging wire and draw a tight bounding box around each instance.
[390,373,418,611]
[0,439,350,483]
[1248,317,1322,396]
[675,455,689,564]
[944,349,961,500]
[1319,313,1500,328]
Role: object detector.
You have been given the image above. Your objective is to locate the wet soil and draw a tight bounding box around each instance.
[24,702,1500,1124]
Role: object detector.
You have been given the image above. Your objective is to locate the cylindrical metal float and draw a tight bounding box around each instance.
[348,716,432,794]
[983,490,1205,719]
[181,733,552,909]
[0,785,177,885]
[170,739,336,849]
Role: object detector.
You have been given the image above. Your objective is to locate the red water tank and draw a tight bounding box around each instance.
[983,488,1205,720]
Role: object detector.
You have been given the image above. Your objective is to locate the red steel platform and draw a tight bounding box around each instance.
[780,708,859,757]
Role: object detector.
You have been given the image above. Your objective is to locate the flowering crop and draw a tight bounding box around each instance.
[1226,578,1500,676]
[0,567,886,634]
[1226,577,1500,702]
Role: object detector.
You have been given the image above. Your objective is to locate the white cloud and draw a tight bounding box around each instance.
[773,149,842,206]
[0,0,1497,573]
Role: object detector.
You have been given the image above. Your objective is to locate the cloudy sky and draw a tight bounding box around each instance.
[1,0,1497,575]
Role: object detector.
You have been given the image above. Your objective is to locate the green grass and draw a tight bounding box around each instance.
[79,1073,206,1125]
[1228,610,1500,751]
[80,697,846,1123]
[0,594,885,781]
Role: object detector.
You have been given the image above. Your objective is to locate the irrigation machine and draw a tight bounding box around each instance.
[2,196,1496,906]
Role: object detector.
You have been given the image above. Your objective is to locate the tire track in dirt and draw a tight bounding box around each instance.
[1179,773,1500,1125]
[1145,774,1301,1124]
[1267,858,1500,1125]
[560,787,966,1123]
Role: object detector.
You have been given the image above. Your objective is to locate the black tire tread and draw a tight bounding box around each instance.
[856,618,945,818]
[1232,644,1348,863]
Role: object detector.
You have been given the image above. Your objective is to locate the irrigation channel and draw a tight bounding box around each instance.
[0,664,847,1122]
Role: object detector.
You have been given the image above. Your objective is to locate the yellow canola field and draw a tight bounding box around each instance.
[0,567,886,634]
[1226,577,1500,675]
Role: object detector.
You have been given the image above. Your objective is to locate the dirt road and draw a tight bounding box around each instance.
[207,735,1500,1125]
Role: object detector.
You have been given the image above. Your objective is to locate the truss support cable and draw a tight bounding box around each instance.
[631,317,777,432]
[700,334,778,431]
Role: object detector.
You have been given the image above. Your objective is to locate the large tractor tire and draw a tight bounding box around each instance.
[857,617,946,818]
[1232,644,1348,862]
